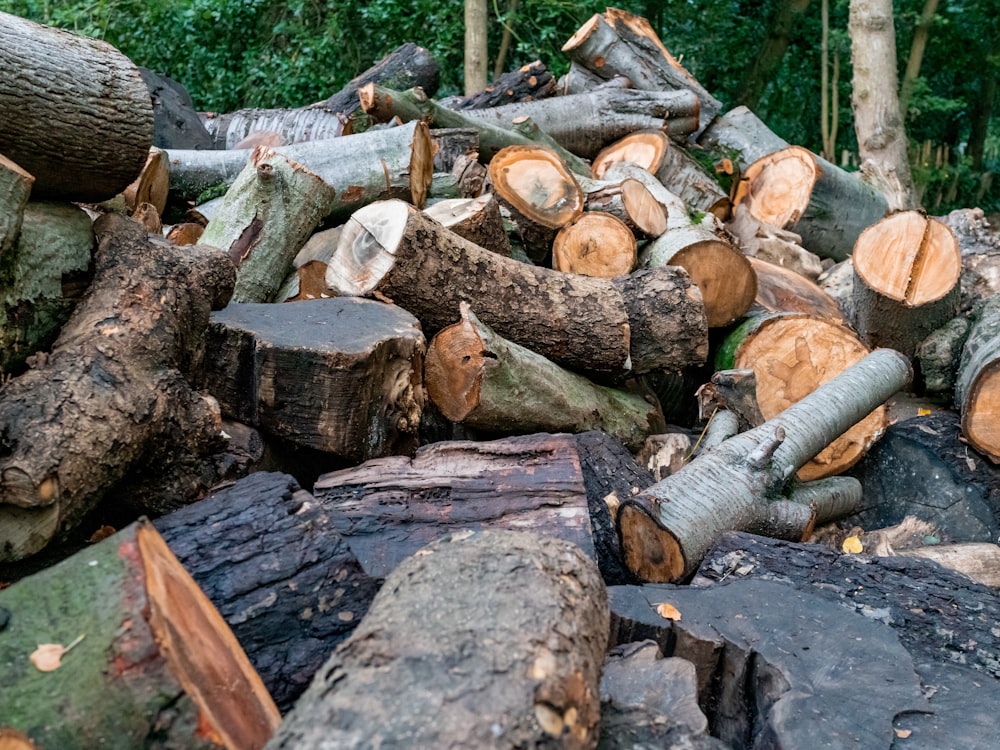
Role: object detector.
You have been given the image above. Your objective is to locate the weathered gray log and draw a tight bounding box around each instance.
[265,530,609,749]
[199,297,425,462]
[0,11,152,202]
[916,316,970,394]
[618,349,911,582]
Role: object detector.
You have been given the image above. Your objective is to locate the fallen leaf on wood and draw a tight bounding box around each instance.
[842,536,864,554]
[29,633,85,672]
[655,602,682,620]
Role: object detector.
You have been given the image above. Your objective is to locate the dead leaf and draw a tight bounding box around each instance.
[842,536,864,554]
[655,602,682,621]
[29,634,85,672]
[894,728,912,739]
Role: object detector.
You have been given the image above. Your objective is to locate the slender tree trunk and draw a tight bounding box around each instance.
[967,27,1000,171]
[493,0,519,79]
[849,0,920,210]
[899,0,940,116]
[464,0,488,95]
[738,0,812,110]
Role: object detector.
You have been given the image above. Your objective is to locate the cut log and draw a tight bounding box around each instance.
[733,145,888,261]
[0,213,235,561]
[562,8,721,133]
[902,543,1000,588]
[264,529,609,749]
[423,193,512,257]
[154,471,380,714]
[576,171,668,239]
[956,296,1000,463]
[138,66,213,150]
[0,519,279,748]
[728,202,823,280]
[0,154,33,259]
[748,256,844,320]
[617,348,910,582]
[276,225,342,301]
[424,304,662,450]
[452,60,557,109]
[717,312,885,480]
[695,105,790,183]
[122,147,170,217]
[553,212,637,277]
[199,297,424,462]
[916,315,970,394]
[319,42,440,118]
[199,146,337,303]
[327,198,708,380]
[165,120,435,218]
[851,210,962,356]
[0,12,152,202]
[558,64,633,95]
[0,202,94,375]
[204,106,350,150]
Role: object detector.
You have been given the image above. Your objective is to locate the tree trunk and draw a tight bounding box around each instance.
[737,0,812,110]
[0,519,280,748]
[199,297,425,462]
[899,0,940,115]
[617,348,911,582]
[154,471,380,714]
[264,530,609,749]
[425,304,662,450]
[851,210,961,356]
[0,213,235,561]
[553,213,637,277]
[849,0,920,211]
[733,145,889,261]
[0,12,152,202]
[956,296,1000,463]
[464,0,489,95]
[326,199,708,380]
[717,311,887,480]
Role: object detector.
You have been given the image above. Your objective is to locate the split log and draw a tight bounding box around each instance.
[617,348,911,582]
[0,519,279,748]
[816,257,856,319]
[199,146,336,303]
[265,529,609,749]
[138,66,213,150]
[312,434,596,578]
[165,119,435,217]
[562,8,722,133]
[748,256,844,320]
[423,193,512,257]
[553,213,637,277]
[451,60,557,109]
[424,304,662,450]
[0,154,33,259]
[0,202,94,375]
[733,145,889,261]
[276,225,342,301]
[717,312,886,480]
[199,297,425,462]
[326,199,708,380]
[155,471,380,714]
[0,213,235,561]
[576,171,668,239]
[956,295,1000,463]
[728,202,823,280]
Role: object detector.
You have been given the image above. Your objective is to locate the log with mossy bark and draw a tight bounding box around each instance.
[265,530,609,749]
[0,519,280,749]
[326,199,708,381]
[0,12,152,202]
[0,213,235,561]
[851,210,961,357]
[425,304,662,450]
[695,105,790,178]
[617,348,911,582]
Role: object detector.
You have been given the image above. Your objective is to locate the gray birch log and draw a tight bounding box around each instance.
[618,348,911,582]
[0,11,152,202]
[203,107,349,150]
[264,530,609,749]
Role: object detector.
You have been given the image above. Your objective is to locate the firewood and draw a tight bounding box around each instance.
[423,193,513,257]
[199,146,336,303]
[326,199,708,381]
[199,297,425,462]
[558,63,633,95]
[575,171,668,239]
[264,529,608,749]
[955,296,1000,463]
[617,348,910,582]
[0,519,280,748]
[916,315,970,393]
[452,60,557,109]
[733,145,889,261]
[718,312,886,480]
[0,202,94,375]
[0,154,33,259]
[748,256,844,320]
[902,543,1000,588]
[553,213,637,277]
[695,105,789,177]
[851,210,962,357]
[430,126,480,172]
[276,225,342,301]
[562,8,722,133]
[0,12,152,202]
[138,66,212,150]
[121,147,169,216]
[425,304,662,450]
[506,114,591,174]
[165,120,435,219]
[0,213,235,561]
[154,471,380,713]
[727,202,823,279]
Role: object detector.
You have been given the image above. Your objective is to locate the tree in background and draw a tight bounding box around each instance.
[464,0,488,95]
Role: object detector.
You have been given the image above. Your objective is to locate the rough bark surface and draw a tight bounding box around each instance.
[955,295,1000,462]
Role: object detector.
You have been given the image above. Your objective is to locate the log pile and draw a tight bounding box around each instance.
[3,7,1000,749]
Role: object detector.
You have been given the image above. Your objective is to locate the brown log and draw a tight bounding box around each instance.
[851,210,961,357]
[122,147,170,216]
[199,297,424,462]
[326,199,707,380]
[0,213,235,561]
[0,12,152,202]
[617,349,910,582]
[452,60,557,109]
[0,519,279,748]
[748,256,845,321]
[553,213,637,277]
[956,296,1000,462]
[727,202,823,280]
[423,193,512,257]
[576,172,668,239]
[276,225,342,301]
[264,529,609,749]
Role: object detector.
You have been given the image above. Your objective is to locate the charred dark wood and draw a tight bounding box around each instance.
[452,60,557,109]
[138,66,213,150]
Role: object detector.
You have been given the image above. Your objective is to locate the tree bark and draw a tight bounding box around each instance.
[0,213,235,561]
[956,296,1000,463]
[849,0,920,210]
[200,297,425,462]
[464,0,489,95]
[0,154,33,260]
[695,105,790,194]
[0,519,280,748]
[617,348,910,582]
[423,194,513,257]
[0,12,152,202]
[265,530,609,749]
[455,60,556,109]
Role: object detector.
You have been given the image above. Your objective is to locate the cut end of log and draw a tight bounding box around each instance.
[853,211,961,306]
[408,121,435,209]
[327,199,410,295]
[749,257,844,321]
[0,728,38,749]
[561,13,601,52]
[424,305,486,421]
[618,501,686,583]
[734,146,817,229]
[136,519,281,749]
[620,178,669,237]
[591,129,669,180]
[488,146,584,229]
[0,502,61,563]
[963,361,1000,463]
[553,213,636,277]
[656,236,756,328]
